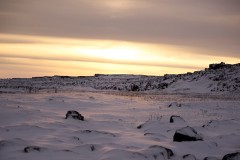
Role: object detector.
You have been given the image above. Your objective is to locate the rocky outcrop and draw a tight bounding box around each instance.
[209,62,231,70]
[1,62,240,93]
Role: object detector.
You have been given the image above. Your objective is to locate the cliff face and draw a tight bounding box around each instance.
[0,62,240,93]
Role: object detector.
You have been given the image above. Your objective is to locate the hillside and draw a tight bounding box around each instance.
[0,62,239,94]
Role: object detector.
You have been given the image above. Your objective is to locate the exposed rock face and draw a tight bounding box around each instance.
[209,62,230,70]
[65,110,84,121]
[173,126,203,142]
[222,152,240,160]
[170,115,185,123]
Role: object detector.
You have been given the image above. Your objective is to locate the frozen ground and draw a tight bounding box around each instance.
[0,91,239,160]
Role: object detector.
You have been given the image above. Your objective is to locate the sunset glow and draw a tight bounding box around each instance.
[0,0,239,78]
[0,33,239,78]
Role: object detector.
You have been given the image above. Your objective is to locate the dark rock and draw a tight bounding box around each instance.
[130,84,139,91]
[168,102,182,108]
[173,126,203,142]
[148,145,174,159]
[158,83,168,89]
[183,154,197,160]
[63,149,72,152]
[204,157,220,160]
[202,121,213,128]
[90,145,95,151]
[78,130,116,137]
[222,152,240,160]
[73,136,80,140]
[137,124,143,129]
[170,115,185,123]
[65,110,84,121]
[23,146,41,153]
[209,62,229,70]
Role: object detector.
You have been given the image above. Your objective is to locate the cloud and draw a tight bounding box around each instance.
[0,53,200,70]
[0,0,240,58]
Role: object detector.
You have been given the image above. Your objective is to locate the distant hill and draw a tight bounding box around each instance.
[0,62,240,94]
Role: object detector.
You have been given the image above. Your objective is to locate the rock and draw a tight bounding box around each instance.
[90,145,95,151]
[146,145,174,159]
[23,146,41,153]
[77,130,116,137]
[222,152,240,160]
[130,84,139,91]
[137,124,143,129]
[209,62,229,70]
[173,126,203,142]
[168,102,182,107]
[204,157,220,160]
[65,110,84,121]
[183,154,197,160]
[170,115,185,123]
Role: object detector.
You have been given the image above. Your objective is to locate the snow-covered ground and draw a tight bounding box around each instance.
[0,91,239,160]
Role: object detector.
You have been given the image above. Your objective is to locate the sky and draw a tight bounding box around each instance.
[0,0,240,78]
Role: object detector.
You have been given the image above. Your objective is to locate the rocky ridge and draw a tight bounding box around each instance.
[0,62,239,93]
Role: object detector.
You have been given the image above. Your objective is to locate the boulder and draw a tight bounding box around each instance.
[173,126,203,142]
[222,152,240,160]
[65,110,84,121]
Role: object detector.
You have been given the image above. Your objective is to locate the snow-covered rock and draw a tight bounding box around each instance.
[173,126,203,142]
[183,154,197,160]
[170,115,185,123]
[168,102,182,107]
[222,152,240,160]
[23,146,42,153]
[65,111,84,121]
[203,157,220,160]
[144,145,174,159]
